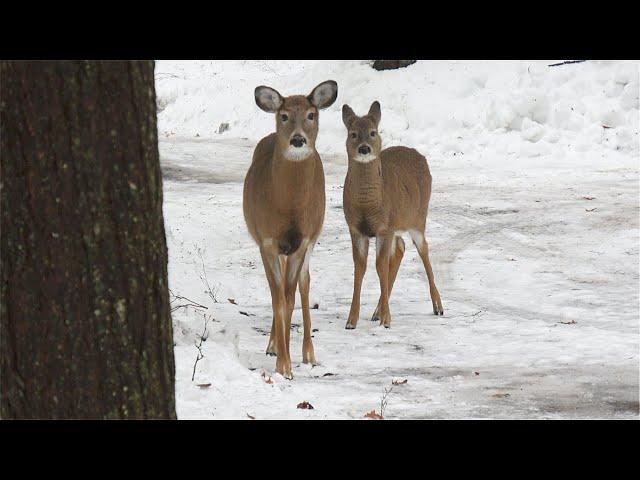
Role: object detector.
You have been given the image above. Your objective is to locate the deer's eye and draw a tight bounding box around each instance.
[370,131,376,137]
[350,132,357,139]
[307,112,315,121]
[281,114,288,122]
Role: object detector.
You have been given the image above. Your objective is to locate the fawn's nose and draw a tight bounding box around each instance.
[358,145,371,155]
[290,134,307,148]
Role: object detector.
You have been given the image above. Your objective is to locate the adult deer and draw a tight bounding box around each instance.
[342,101,443,330]
[243,80,338,379]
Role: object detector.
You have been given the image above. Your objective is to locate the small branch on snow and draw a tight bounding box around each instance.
[195,247,220,303]
[192,313,212,381]
[548,60,587,67]
[169,288,208,312]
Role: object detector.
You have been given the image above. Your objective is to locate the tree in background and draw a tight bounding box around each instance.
[1,60,176,419]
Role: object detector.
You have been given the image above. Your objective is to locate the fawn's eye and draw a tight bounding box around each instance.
[370,131,376,137]
[350,132,357,139]
[281,114,288,122]
[307,112,315,121]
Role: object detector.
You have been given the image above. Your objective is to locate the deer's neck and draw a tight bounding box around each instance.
[347,156,384,207]
[271,147,318,210]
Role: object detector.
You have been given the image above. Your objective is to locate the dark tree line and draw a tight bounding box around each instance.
[1,60,176,419]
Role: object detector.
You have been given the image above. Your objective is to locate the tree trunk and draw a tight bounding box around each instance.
[372,60,417,71]
[0,60,176,419]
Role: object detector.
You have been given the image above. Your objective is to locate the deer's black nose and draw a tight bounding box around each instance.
[358,145,371,155]
[290,135,306,148]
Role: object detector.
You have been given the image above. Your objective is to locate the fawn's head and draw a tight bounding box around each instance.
[342,101,382,163]
[255,80,338,161]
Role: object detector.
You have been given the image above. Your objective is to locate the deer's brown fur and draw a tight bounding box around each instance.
[243,81,337,378]
[342,101,443,329]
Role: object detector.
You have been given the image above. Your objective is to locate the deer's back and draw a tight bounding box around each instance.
[381,146,432,231]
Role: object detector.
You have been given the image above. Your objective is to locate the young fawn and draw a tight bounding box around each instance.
[342,101,443,329]
[243,80,338,379]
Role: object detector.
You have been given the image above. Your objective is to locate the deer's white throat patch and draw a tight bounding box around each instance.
[353,153,377,164]
[284,145,313,161]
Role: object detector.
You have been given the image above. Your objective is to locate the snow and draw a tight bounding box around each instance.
[156,60,639,419]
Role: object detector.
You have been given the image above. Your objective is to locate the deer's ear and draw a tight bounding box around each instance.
[368,101,381,126]
[308,80,338,110]
[342,104,356,128]
[255,86,283,113]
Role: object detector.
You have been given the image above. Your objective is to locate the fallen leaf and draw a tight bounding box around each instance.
[585,208,597,212]
[364,409,384,420]
[322,372,335,377]
[246,413,255,420]
[602,125,612,129]
[474,372,480,376]
[558,320,577,325]
[227,298,237,305]
[491,393,511,398]
[196,383,211,388]
[239,311,252,316]
[297,401,314,410]
[582,196,595,200]
[392,379,408,385]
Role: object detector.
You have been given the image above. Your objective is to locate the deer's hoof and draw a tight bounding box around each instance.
[345,322,357,330]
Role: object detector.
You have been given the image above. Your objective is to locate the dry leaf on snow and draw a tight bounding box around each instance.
[297,401,314,410]
[364,409,384,419]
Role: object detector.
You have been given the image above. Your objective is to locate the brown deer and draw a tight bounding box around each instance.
[243,80,338,379]
[341,101,443,330]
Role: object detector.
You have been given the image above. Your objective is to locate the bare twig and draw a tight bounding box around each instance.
[169,288,208,313]
[192,314,212,381]
[380,385,395,418]
[548,60,586,67]
[196,248,220,303]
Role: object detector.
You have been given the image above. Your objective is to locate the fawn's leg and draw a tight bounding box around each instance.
[298,243,316,364]
[260,246,292,379]
[346,230,369,329]
[375,234,394,328]
[410,229,444,315]
[372,236,405,322]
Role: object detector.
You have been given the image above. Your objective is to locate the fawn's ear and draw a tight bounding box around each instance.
[368,101,381,126]
[342,104,356,128]
[308,80,338,109]
[255,86,284,113]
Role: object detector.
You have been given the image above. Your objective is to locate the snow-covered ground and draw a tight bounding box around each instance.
[156,60,640,419]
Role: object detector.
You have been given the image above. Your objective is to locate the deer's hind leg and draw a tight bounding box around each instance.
[371,235,405,322]
[409,229,443,316]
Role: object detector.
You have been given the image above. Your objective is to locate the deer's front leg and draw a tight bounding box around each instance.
[346,230,369,329]
[375,234,393,328]
[266,255,286,356]
[260,246,292,379]
[283,244,307,356]
[298,242,317,364]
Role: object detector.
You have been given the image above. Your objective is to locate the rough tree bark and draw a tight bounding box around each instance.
[372,60,417,71]
[0,60,176,419]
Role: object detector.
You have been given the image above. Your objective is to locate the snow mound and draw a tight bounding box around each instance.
[156,60,639,162]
